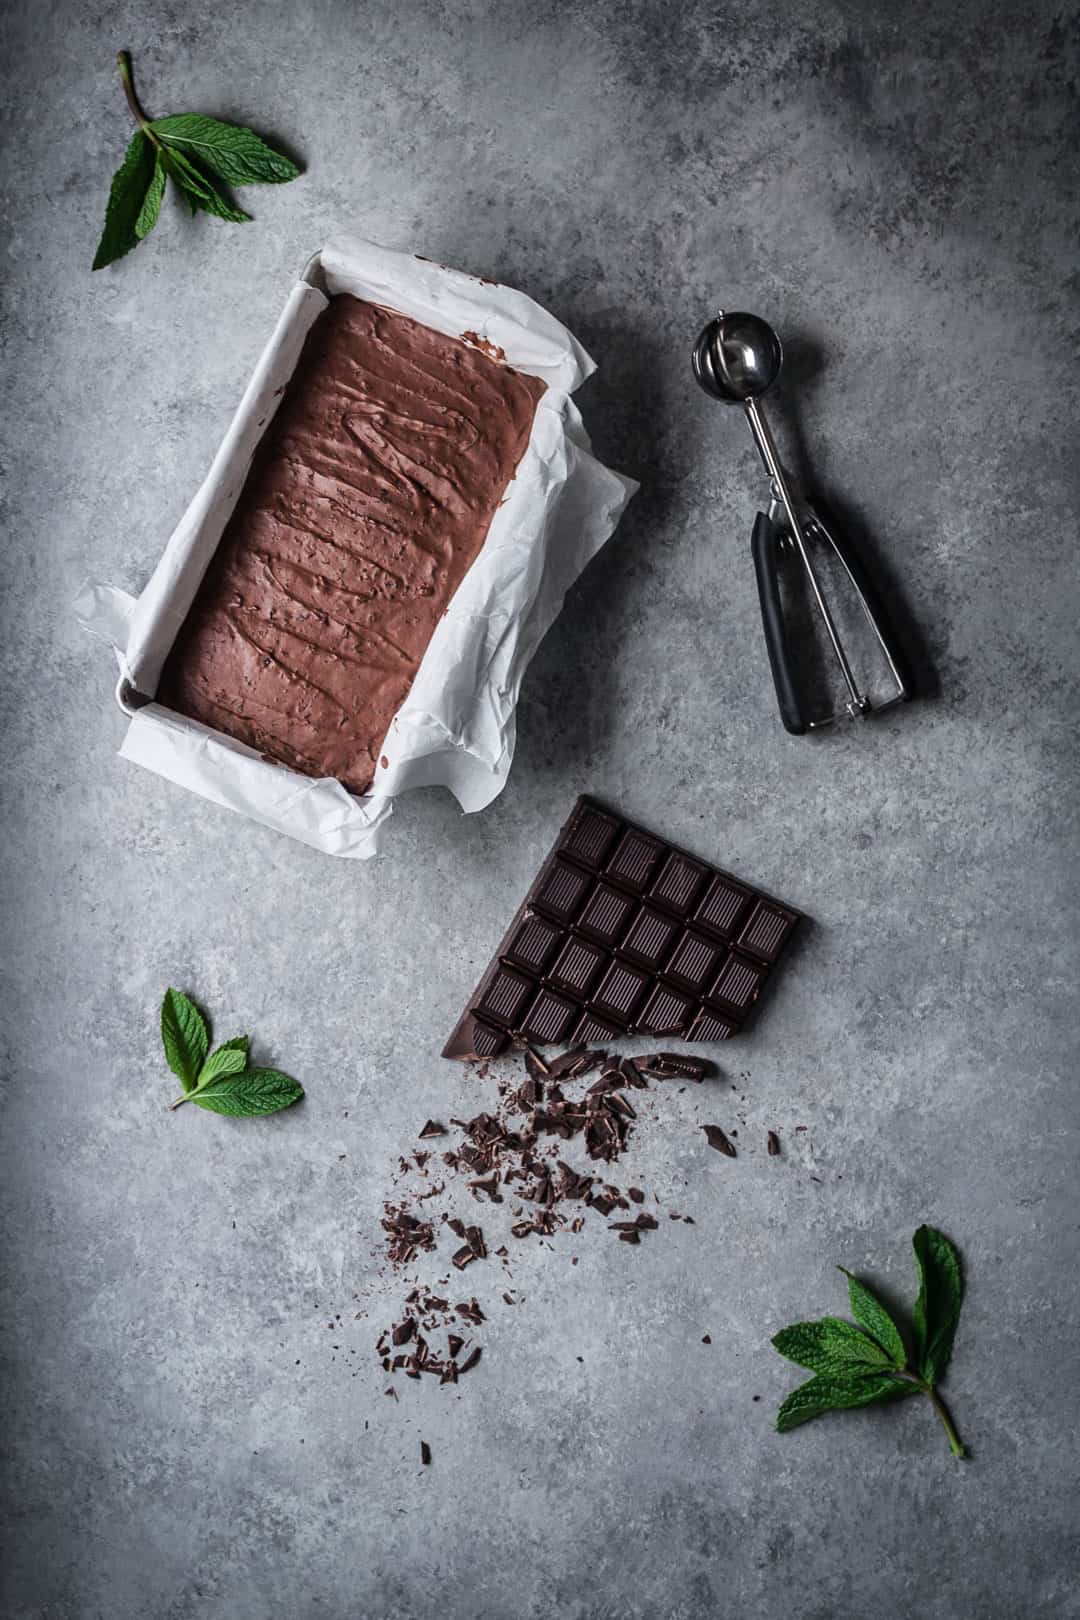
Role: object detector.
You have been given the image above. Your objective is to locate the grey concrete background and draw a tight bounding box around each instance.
[2,1,1078,1616]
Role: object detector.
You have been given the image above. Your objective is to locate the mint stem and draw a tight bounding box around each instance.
[926,1384,965,1458]
[117,51,151,126]
[169,1091,193,1110]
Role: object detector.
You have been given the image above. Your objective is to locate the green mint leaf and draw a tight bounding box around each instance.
[838,1268,908,1367]
[152,113,301,186]
[161,147,251,222]
[195,1040,249,1087]
[772,1318,895,1378]
[134,149,167,239]
[190,1067,304,1117]
[912,1226,964,1385]
[92,129,157,269]
[776,1371,915,1433]
[160,989,209,1092]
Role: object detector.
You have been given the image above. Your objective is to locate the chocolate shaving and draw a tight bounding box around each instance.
[418,1120,447,1138]
[420,1440,432,1465]
[767,1130,781,1157]
[702,1125,737,1157]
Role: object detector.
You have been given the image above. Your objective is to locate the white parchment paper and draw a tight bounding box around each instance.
[76,235,636,858]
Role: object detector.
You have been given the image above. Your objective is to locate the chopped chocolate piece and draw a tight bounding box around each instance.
[634,1212,658,1230]
[418,1120,447,1139]
[628,1186,645,1203]
[502,1292,516,1306]
[444,797,801,1058]
[466,1226,487,1258]
[636,1052,712,1082]
[702,1334,712,1345]
[468,1173,502,1201]
[447,1334,464,1358]
[702,1125,737,1157]
[420,1441,432,1466]
[447,1217,467,1238]
[423,1296,449,1312]
[452,1245,477,1270]
[587,1193,615,1217]
[523,1044,552,1079]
[391,1318,416,1347]
[767,1130,781,1157]
[620,1057,649,1089]
[618,1228,641,1245]
[456,1299,485,1325]
[457,1347,483,1374]
[511,1219,535,1238]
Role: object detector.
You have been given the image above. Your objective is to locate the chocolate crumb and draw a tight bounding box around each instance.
[420,1440,432,1465]
[702,1334,712,1344]
[767,1130,781,1157]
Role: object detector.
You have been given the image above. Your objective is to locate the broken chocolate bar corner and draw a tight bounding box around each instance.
[443,796,802,1057]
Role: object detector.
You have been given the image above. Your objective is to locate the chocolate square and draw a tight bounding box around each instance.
[694,874,754,940]
[661,930,721,994]
[520,988,578,1044]
[618,905,679,970]
[591,961,650,1025]
[637,984,694,1035]
[477,965,537,1028]
[650,852,709,916]
[738,900,797,963]
[504,912,564,974]
[606,828,665,892]
[573,1011,623,1045]
[687,1008,738,1041]
[531,857,591,925]
[707,952,767,1016]
[558,802,621,870]
[548,936,606,997]
[576,882,635,946]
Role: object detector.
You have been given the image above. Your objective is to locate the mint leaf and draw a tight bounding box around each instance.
[838,1268,907,1367]
[161,148,251,222]
[772,1318,895,1379]
[912,1226,964,1386]
[94,51,295,269]
[190,1067,304,1117]
[776,1372,914,1433]
[196,1040,249,1087]
[92,129,157,269]
[160,989,208,1092]
[772,1227,968,1457]
[152,113,300,185]
[134,150,166,239]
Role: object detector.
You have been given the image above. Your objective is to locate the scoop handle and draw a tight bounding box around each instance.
[751,510,807,735]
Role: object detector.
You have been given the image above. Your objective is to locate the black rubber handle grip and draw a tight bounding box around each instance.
[751,510,807,735]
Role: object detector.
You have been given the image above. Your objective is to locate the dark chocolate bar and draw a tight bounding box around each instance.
[443,797,802,1059]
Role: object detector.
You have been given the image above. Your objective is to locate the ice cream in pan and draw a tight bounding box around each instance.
[158,295,546,794]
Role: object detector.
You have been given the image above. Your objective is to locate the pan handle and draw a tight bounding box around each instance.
[751,510,807,735]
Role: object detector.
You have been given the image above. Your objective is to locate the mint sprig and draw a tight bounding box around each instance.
[772,1226,966,1457]
[160,989,303,1118]
[93,51,301,269]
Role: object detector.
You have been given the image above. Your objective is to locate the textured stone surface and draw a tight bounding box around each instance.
[2,2,1078,1616]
